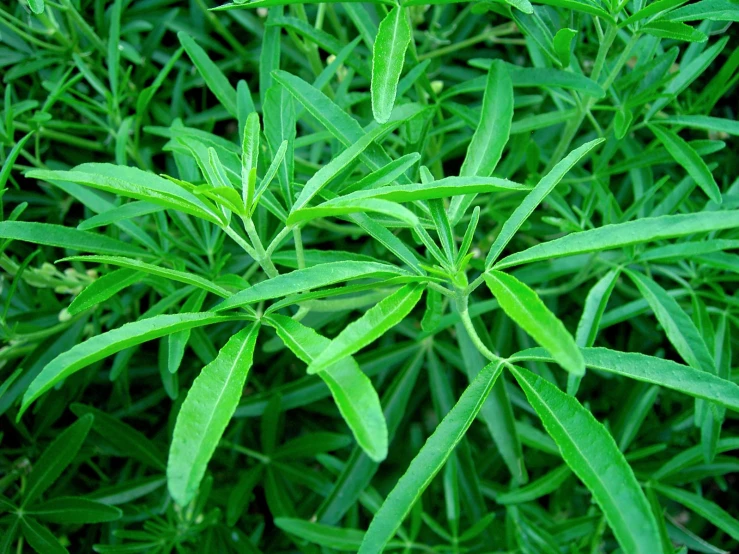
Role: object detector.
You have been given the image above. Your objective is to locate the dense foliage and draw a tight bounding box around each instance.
[1,0,738,552]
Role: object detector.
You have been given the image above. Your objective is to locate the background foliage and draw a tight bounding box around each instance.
[1,0,738,552]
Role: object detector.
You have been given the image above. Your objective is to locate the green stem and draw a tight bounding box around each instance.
[292,228,305,269]
[457,297,500,363]
[244,219,279,278]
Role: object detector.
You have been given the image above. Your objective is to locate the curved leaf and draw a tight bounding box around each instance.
[508,365,663,554]
[168,323,260,506]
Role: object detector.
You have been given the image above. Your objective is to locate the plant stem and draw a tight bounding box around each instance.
[456,295,500,362]
[243,219,279,278]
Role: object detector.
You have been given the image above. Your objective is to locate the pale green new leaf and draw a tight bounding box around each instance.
[168,323,260,506]
[371,6,411,123]
[509,365,663,554]
[20,313,239,417]
[269,314,387,461]
[307,284,424,374]
[485,271,584,375]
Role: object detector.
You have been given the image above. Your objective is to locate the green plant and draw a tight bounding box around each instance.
[1,0,738,552]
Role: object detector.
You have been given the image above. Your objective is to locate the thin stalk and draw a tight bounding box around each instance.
[243,219,279,278]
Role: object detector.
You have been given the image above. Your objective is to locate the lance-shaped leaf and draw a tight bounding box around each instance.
[371,6,411,123]
[0,222,152,259]
[26,164,222,224]
[178,32,237,117]
[307,284,424,374]
[508,365,663,554]
[215,261,409,311]
[28,497,122,524]
[626,270,714,374]
[276,519,365,551]
[358,360,504,554]
[485,138,603,268]
[68,268,143,315]
[510,347,739,411]
[288,198,419,227]
[70,404,166,470]
[20,313,238,417]
[23,414,94,507]
[649,125,721,204]
[168,323,260,506]
[495,211,739,268]
[61,256,231,298]
[450,59,514,223]
[292,122,396,211]
[269,314,387,462]
[484,271,584,376]
[326,176,527,205]
[651,483,739,541]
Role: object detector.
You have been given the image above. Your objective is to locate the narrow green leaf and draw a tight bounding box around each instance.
[358,360,503,554]
[20,313,238,417]
[269,314,387,461]
[0,222,151,259]
[168,323,260,506]
[450,59,513,222]
[460,59,513,178]
[21,518,68,554]
[26,165,222,224]
[307,284,424,374]
[651,483,739,541]
[276,518,364,551]
[292,122,398,211]
[496,211,739,268]
[496,465,571,504]
[469,61,606,98]
[23,414,94,506]
[509,365,663,554]
[178,32,237,117]
[485,138,603,268]
[70,404,167,470]
[68,268,142,316]
[61,256,230,298]
[216,261,408,311]
[642,21,707,42]
[626,270,714,373]
[77,201,163,231]
[28,497,122,524]
[649,125,720,203]
[328,176,527,206]
[371,6,411,123]
[511,347,739,411]
[485,271,584,376]
[288,199,419,226]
